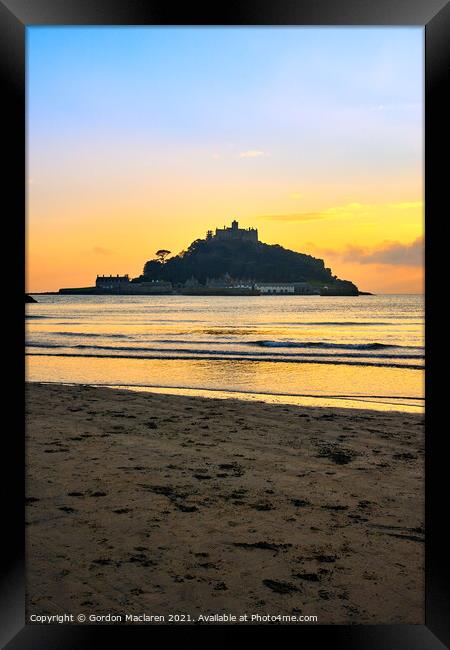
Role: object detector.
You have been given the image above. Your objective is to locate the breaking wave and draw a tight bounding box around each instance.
[252,340,419,351]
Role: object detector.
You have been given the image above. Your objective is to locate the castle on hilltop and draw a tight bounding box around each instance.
[206,220,258,243]
[58,216,361,296]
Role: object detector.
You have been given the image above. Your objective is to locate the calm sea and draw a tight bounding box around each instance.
[26,294,424,412]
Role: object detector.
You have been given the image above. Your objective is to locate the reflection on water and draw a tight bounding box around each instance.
[26,294,424,412]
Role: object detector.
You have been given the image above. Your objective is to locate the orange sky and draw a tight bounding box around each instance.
[27,194,423,293]
[27,27,423,294]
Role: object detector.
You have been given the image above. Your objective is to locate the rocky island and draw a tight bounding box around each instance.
[59,220,360,296]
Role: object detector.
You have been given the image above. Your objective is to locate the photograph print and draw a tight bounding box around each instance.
[26,26,424,626]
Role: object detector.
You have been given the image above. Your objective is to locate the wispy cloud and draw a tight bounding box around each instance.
[258,202,367,222]
[341,237,424,267]
[307,237,424,268]
[238,150,269,158]
[370,102,421,111]
[259,212,329,222]
[386,201,422,210]
[258,201,422,223]
[83,246,114,256]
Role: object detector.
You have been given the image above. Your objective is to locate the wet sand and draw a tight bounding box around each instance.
[26,382,424,624]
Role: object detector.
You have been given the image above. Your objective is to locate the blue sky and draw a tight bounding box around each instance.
[28,27,423,151]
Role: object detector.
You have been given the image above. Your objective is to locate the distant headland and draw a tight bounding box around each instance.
[58,220,366,296]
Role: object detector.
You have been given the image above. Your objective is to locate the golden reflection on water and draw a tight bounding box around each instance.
[26,294,424,412]
[26,355,424,413]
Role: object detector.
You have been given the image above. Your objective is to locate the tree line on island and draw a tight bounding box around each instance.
[134,237,359,295]
[52,227,367,296]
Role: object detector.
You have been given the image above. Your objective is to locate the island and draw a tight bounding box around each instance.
[59,220,362,296]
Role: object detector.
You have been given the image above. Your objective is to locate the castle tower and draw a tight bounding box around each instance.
[213,220,258,243]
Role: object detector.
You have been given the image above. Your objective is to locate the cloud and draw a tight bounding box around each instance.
[83,246,113,256]
[341,237,424,267]
[308,237,424,268]
[258,202,368,222]
[386,201,422,210]
[259,212,329,222]
[289,192,303,200]
[370,102,421,111]
[258,201,422,223]
[238,150,269,158]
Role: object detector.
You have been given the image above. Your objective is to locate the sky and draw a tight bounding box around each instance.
[27,27,424,293]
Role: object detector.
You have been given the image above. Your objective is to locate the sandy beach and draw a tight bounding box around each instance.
[25,382,424,624]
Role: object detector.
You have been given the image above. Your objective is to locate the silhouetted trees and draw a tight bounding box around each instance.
[137,237,358,294]
[155,249,171,264]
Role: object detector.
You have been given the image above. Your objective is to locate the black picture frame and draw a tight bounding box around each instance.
[2,0,449,647]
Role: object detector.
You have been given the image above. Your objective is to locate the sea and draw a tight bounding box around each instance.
[26,294,424,412]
